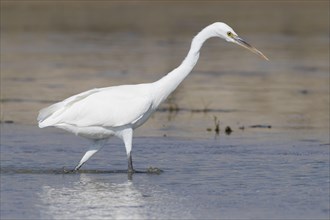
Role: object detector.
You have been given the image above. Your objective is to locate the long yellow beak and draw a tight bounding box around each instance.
[233,36,269,61]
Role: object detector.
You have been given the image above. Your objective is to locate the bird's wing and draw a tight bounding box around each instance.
[38,84,153,128]
[38,88,101,125]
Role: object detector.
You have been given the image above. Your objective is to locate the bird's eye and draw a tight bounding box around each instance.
[227,31,233,37]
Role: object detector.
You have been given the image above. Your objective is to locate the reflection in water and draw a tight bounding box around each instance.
[39,174,146,219]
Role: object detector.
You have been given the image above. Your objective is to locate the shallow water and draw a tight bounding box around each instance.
[1,124,329,219]
[1,2,329,219]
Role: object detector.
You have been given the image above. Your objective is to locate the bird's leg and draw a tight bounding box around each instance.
[120,128,135,173]
[74,140,106,171]
[74,149,98,171]
[128,152,134,173]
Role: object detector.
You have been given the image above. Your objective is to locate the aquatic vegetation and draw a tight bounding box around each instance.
[206,116,220,135]
[225,126,233,135]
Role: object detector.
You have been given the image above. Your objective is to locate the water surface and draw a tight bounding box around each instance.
[1,124,329,219]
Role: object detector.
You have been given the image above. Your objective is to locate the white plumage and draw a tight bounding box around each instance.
[39,85,153,130]
[38,22,268,172]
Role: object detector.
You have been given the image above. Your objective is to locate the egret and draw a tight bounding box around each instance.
[38,22,268,173]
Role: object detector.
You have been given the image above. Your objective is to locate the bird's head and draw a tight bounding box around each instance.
[212,22,269,60]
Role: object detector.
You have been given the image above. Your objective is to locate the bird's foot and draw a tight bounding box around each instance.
[128,168,136,174]
[146,166,163,174]
[62,166,77,174]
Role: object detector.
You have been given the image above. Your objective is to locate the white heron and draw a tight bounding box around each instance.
[38,22,268,173]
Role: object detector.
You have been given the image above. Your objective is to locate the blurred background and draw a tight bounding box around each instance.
[1,1,329,138]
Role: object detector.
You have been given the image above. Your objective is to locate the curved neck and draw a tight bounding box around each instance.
[152,25,217,106]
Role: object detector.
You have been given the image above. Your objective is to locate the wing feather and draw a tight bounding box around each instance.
[38,84,153,128]
[37,88,101,123]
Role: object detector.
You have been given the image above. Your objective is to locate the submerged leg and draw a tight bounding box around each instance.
[120,128,134,173]
[74,140,106,170]
[128,153,133,173]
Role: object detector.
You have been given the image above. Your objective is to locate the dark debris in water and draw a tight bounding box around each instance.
[0,120,14,124]
[299,89,309,95]
[225,126,233,135]
[0,98,56,104]
[206,116,220,134]
[157,107,237,113]
[0,168,64,175]
[249,125,272,129]
[206,119,272,135]
[214,116,220,134]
